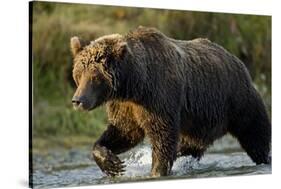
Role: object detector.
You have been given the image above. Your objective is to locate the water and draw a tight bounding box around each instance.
[31,135,271,188]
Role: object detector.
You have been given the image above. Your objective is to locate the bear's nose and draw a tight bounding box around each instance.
[72,96,82,106]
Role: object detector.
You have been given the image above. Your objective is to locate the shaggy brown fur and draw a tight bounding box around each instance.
[70,26,271,177]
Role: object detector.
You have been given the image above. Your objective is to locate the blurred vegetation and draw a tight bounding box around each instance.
[31,2,271,150]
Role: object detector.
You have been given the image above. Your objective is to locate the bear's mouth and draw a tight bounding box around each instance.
[73,103,85,111]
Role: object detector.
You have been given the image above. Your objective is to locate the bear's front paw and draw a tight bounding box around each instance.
[92,145,126,177]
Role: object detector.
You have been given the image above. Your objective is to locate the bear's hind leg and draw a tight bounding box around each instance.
[229,96,271,164]
[230,127,271,164]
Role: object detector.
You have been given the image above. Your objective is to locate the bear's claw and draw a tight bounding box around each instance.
[92,145,126,177]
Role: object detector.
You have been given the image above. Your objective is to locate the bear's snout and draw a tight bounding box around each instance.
[72,95,88,110]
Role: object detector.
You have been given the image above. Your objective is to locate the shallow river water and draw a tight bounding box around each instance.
[32,135,271,188]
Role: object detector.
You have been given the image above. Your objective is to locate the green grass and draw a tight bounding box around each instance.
[31,2,272,152]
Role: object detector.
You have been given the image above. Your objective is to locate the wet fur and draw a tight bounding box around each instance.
[74,26,271,176]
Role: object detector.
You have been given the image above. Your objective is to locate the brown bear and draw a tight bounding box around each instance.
[70,26,271,177]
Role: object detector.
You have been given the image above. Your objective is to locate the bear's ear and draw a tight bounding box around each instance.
[70,36,82,56]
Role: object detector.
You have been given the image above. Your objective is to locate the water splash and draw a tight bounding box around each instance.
[32,138,271,188]
[123,145,152,177]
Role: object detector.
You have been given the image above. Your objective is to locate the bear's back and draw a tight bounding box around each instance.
[125,26,251,87]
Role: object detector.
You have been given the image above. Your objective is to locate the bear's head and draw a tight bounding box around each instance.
[70,34,130,111]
